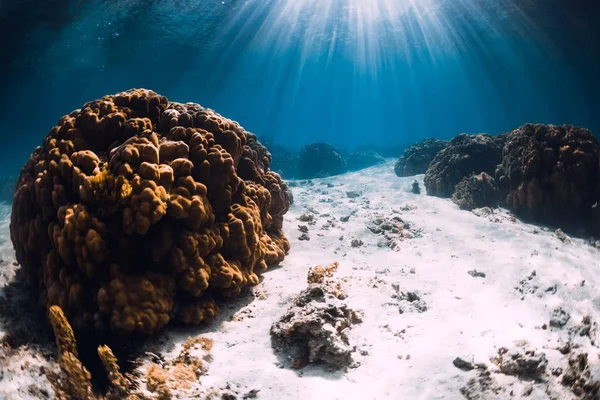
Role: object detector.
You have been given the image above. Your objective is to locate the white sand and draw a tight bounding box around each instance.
[1,160,600,399]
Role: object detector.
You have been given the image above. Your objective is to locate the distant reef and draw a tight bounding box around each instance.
[266,142,388,180]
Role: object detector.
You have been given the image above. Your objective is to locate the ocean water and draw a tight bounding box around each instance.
[0,0,598,175]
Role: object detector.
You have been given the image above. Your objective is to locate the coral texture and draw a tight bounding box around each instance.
[10,88,290,336]
[495,124,600,233]
[394,138,448,177]
[424,134,503,197]
[296,143,348,179]
[451,172,500,211]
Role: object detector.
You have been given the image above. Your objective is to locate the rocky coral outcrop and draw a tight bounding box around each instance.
[271,262,361,369]
[296,143,348,179]
[424,134,503,197]
[10,88,291,336]
[495,124,600,234]
[347,150,385,172]
[491,347,547,379]
[451,172,500,211]
[394,138,448,177]
[271,284,361,369]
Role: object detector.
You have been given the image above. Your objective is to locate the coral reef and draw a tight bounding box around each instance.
[424,134,503,197]
[10,88,291,336]
[495,124,600,234]
[346,150,386,172]
[394,138,448,177]
[296,143,348,179]
[451,172,500,211]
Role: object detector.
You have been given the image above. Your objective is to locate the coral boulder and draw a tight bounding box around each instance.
[394,138,448,177]
[424,134,503,197]
[451,172,500,211]
[495,124,600,233]
[10,88,291,335]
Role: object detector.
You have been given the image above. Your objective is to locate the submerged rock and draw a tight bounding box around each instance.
[394,138,448,177]
[451,172,500,211]
[492,347,547,378]
[270,284,362,369]
[424,133,503,198]
[411,181,421,194]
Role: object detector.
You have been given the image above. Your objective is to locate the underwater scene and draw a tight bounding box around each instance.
[0,0,599,399]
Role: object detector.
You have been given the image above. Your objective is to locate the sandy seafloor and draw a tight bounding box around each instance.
[1,160,600,399]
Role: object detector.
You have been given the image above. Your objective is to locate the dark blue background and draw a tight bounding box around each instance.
[0,0,598,176]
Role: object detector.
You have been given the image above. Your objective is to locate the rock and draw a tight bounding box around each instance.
[492,347,547,378]
[460,369,500,400]
[555,229,572,244]
[395,138,449,177]
[351,239,363,248]
[454,357,475,371]
[550,308,571,328]
[298,225,309,233]
[243,389,260,399]
[411,181,421,194]
[299,233,310,241]
[468,270,486,278]
[270,284,362,369]
[452,173,500,211]
[346,191,362,199]
[561,353,600,398]
[297,213,314,222]
[425,133,503,198]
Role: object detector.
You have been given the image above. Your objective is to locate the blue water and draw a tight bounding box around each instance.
[0,0,598,175]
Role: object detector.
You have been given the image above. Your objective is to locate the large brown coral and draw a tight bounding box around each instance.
[10,88,291,336]
[495,124,600,234]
